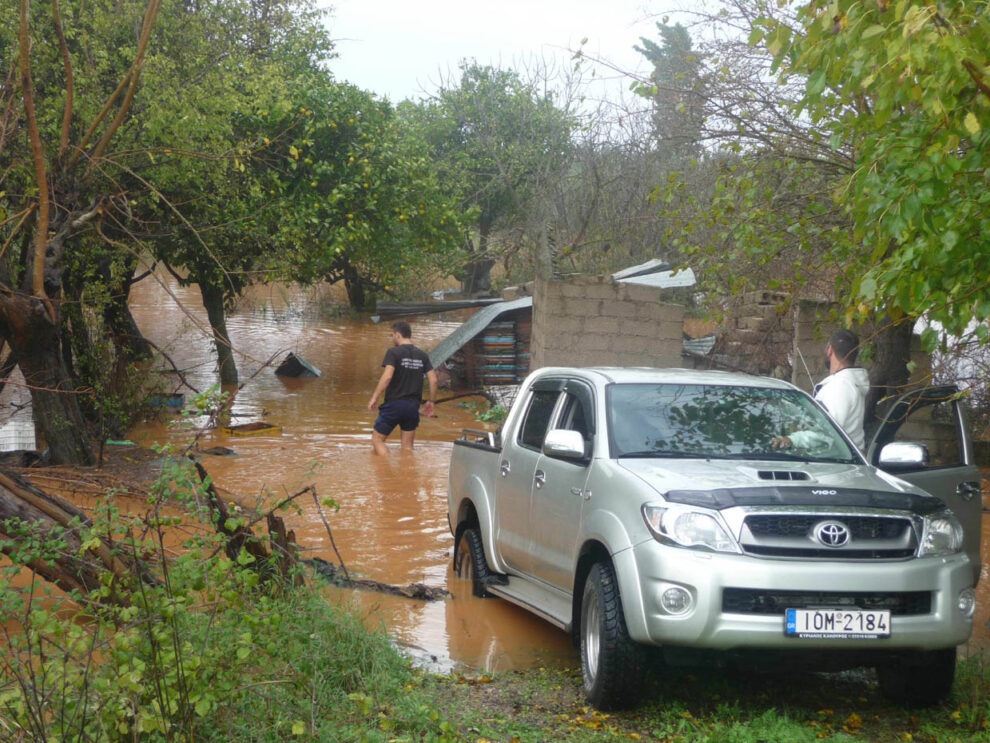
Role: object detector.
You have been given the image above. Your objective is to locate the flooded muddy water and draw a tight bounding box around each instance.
[126,275,576,672]
[17,271,985,673]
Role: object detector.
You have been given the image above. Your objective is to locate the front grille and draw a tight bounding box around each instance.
[722,588,931,616]
[743,546,916,559]
[746,515,906,539]
[740,513,916,559]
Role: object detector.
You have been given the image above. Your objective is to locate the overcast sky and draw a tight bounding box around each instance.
[322,0,669,103]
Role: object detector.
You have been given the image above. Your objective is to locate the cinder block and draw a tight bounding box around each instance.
[610,336,649,354]
[556,316,585,334]
[730,329,764,346]
[736,316,768,331]
[560,282,590,298]
[563,298,603,317]
[742,289,790,306]
[584,283,622,300]
[583,334,611,351]
[586,316,620,334]
[502,286,522,301]
[659,321,685,342]
[624,320,660,337]
[620,284,660,304]
[600,301,641,319]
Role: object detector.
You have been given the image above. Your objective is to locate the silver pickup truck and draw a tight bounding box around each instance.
[447,367,982,709]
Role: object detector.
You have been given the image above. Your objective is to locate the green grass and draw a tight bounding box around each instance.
[189,591,456,742]
[427,654,990,742]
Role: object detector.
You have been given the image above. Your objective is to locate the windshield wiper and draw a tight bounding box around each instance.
[617,449,689,459]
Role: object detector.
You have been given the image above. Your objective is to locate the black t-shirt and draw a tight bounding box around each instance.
[382,344,433,402]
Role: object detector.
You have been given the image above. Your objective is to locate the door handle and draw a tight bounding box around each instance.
[534,470,546,489]
[500,460,510,477]
[956,481,981,501]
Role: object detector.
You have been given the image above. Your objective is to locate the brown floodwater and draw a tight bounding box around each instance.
[125,274,576,672]
[20,272,989,672]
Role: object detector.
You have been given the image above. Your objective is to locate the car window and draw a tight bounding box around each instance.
[873,396,963,469]
[559,393,590,440]
[519,390,561,450]
[607,383,858,462]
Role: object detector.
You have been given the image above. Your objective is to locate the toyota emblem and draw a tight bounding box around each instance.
[815,521,851,548]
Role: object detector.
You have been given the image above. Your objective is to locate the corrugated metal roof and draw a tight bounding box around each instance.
[617,266,696,289]
[428,296,533,368]
[611,258,670,280]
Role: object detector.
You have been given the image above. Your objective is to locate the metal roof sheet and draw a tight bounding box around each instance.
[428,296,533,368]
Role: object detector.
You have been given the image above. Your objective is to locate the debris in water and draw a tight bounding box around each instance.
[306,557,450,602]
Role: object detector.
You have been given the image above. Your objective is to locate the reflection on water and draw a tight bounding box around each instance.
[127,274,577,672]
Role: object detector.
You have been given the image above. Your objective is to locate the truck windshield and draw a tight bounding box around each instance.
[607,383,858,463]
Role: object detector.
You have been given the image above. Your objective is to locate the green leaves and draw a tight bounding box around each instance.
[750,0,990,338]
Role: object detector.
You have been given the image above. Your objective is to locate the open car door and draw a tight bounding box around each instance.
[866,385,982,585]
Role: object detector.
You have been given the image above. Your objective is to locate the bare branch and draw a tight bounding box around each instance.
[51,0,73,155]
[89,0,163,166]
[18,0,50,301]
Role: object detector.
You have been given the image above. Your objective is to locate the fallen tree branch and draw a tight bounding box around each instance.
[306,557,450,602]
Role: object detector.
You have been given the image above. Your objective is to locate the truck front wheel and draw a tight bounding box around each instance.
[580,560,644,710]
[453,527,493,598]
[876,648,956,707]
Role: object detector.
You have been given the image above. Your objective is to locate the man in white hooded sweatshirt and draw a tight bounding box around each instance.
[772,329,871,451]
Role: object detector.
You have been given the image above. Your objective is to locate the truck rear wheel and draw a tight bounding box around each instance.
[876,648,956,707]
[453,527,493,598]
[580,560,644,710]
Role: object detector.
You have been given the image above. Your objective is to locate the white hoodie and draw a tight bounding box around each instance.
[795,367,870,450]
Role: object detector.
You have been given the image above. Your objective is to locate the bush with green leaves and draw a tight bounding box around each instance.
[0,455,457,741]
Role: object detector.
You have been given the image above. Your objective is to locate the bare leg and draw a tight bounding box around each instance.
[399,429,416,450]
[372,430,390,456]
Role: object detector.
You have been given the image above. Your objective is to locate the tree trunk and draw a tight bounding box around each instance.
[865,316,915,423]
[0,293,95,465]
[0,468,144,603]
[461,219,495,296]
[105,269,152,361]
[200,282,238,386]
[344,266,368,311]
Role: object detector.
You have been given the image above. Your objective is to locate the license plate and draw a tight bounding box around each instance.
[785,609,891,639]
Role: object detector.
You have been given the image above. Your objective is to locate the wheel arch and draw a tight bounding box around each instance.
[571,540,611,645]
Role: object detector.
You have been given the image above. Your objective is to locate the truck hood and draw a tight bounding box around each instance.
[616,458,942,513]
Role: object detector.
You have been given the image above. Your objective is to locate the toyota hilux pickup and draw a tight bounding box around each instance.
[447,367,981,709]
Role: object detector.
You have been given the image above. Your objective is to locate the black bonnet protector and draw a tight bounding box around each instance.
[663,486,945,515]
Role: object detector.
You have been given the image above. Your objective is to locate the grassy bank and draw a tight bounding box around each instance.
[4,572,989,742]
[429,653,990,742]
[2,451,987,742]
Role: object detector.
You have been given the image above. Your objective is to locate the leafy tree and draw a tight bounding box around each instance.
[760,0,990,342]
[408,63,576,293]
[0,0,165,464]
[647,0,989,410]
[274,80,466,312]
[635,22,707,160]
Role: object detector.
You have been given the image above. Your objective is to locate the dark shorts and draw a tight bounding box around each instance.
[374,399,420,435]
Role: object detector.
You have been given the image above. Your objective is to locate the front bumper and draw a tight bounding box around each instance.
[618,540,974,651]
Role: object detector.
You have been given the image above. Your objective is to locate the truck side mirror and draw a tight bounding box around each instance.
[543,429,588,461]
[878,441,930,470]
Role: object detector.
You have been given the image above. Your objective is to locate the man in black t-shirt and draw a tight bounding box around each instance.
[367,321,438,455]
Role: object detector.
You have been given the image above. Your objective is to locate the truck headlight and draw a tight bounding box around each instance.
[918,511,964,556]
[642,504,739,553]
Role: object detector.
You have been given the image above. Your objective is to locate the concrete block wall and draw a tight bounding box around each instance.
[717,290,793,378]
[531,275,684,369]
